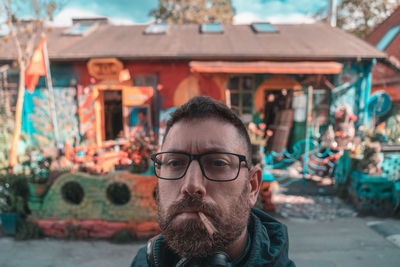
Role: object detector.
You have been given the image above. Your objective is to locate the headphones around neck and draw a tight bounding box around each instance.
[146,235,233,267]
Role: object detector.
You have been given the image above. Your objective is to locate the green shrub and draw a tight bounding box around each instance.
[111,229,135,243]
[16,220,42,240]
[0,173,30,217]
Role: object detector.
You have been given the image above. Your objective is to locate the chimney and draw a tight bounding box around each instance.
[327,0,337,27]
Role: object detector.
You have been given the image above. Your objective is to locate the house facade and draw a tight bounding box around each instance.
[365,7,400,143]
[0,18,386,155]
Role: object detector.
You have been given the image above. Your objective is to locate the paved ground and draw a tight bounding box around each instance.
[274,173,400,267]
[1,173,400,267]
[1,213,400,267]
[0,236,145,267]
[284,216,400,267]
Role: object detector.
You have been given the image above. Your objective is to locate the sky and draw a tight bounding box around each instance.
[51,0,333,26]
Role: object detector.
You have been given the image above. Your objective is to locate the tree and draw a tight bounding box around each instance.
[0,0,57,168]
[150,0,235,24]
[337,0,400,38]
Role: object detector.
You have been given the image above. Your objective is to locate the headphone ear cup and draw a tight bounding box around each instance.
[179,252,232,267]
[147,236,232,267]
[205,251,232,267]
[146,234,162,267]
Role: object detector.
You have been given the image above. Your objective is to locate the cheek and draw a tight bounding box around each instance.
[158,181,180,204]
[210,183,246,211]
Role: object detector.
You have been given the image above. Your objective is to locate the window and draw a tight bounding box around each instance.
[201,23,223,33]
[227,76,254,121]
[133,74,158,88]
[144,23,168,34]
[251,22,278,33]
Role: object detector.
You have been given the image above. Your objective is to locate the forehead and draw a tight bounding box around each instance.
[162,118,245,154]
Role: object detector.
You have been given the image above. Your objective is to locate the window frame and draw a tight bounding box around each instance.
[226,75,254,119]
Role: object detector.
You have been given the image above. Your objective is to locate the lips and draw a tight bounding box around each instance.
[164,194,221,225]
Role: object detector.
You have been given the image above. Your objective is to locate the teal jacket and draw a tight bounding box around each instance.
[131,208,295,266]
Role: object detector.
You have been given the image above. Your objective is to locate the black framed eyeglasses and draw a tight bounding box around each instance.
[150,151,249,182]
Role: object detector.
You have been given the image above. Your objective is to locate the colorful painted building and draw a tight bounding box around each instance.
[365,6,400,102]
[0,18,388,155]
[365,7,400,143]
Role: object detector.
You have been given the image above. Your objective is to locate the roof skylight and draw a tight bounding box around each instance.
[64,23,93,36]
[201,23,223,33]
[144,23,168,34]
[251,22,278,33]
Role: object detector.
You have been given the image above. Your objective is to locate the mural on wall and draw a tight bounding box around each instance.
[77,85,97,145]
[385,105,400,143]
[331,61,372,126]
[28,87,79,148]
[158,107,178,145]
[331,65,358,120]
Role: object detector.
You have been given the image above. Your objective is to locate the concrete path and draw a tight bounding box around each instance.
[284,216,400,267]
[1,215,400,267]
[0,237,145,267]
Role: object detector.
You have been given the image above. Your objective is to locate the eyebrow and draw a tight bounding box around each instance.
[164,147,230,154]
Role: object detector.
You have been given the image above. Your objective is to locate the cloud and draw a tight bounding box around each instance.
[67,0,157,23]
[268,14,316,24]
[234,11,315,24]
[233,12,261,24]
[50,0,331,26]
[232,0,328,24]
[51,7,102,26]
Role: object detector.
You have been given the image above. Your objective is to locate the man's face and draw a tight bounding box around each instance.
[156,118,260,258]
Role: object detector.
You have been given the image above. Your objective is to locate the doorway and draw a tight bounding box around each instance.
[264,89,294,153]
[103,90,123,140]
[263,89,292,129]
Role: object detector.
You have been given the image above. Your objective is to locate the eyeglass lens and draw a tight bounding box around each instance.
[154,152,241,181]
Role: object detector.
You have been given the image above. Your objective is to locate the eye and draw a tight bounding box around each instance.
[211,159,228,167]
[203,156,230,168]
[166,159,185,167]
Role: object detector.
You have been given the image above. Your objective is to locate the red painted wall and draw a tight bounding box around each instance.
[72,60,224,109]
[365,7,400,83]
[125,61,223,109]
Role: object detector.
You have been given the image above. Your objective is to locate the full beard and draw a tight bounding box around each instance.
[156,185,251,259]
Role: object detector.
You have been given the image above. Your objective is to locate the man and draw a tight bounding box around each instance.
[132,96,295,267]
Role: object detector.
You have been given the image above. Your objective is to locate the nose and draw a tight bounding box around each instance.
[180,159,206,198]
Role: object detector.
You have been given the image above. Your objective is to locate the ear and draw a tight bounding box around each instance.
[248,164,262,207]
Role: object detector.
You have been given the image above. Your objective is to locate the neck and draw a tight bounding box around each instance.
[225,227,248,260]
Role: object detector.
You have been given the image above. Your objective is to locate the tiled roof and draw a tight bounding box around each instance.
[0,22,386,61]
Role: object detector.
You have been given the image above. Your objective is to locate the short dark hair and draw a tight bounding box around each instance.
[163,96,252,161]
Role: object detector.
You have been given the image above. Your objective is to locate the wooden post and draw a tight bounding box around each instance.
[43,40,60,148]
[9,64,26,167]
[303,85,314,181]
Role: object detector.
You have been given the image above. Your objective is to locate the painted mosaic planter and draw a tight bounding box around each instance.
[28,171,158,239]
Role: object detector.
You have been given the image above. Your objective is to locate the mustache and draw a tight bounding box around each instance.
[165,194,221,224]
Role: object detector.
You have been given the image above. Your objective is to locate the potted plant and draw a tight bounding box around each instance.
[0,174,30,235]
[23,157,51,200]
[123,134,157,174]
[349,127,393,214]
